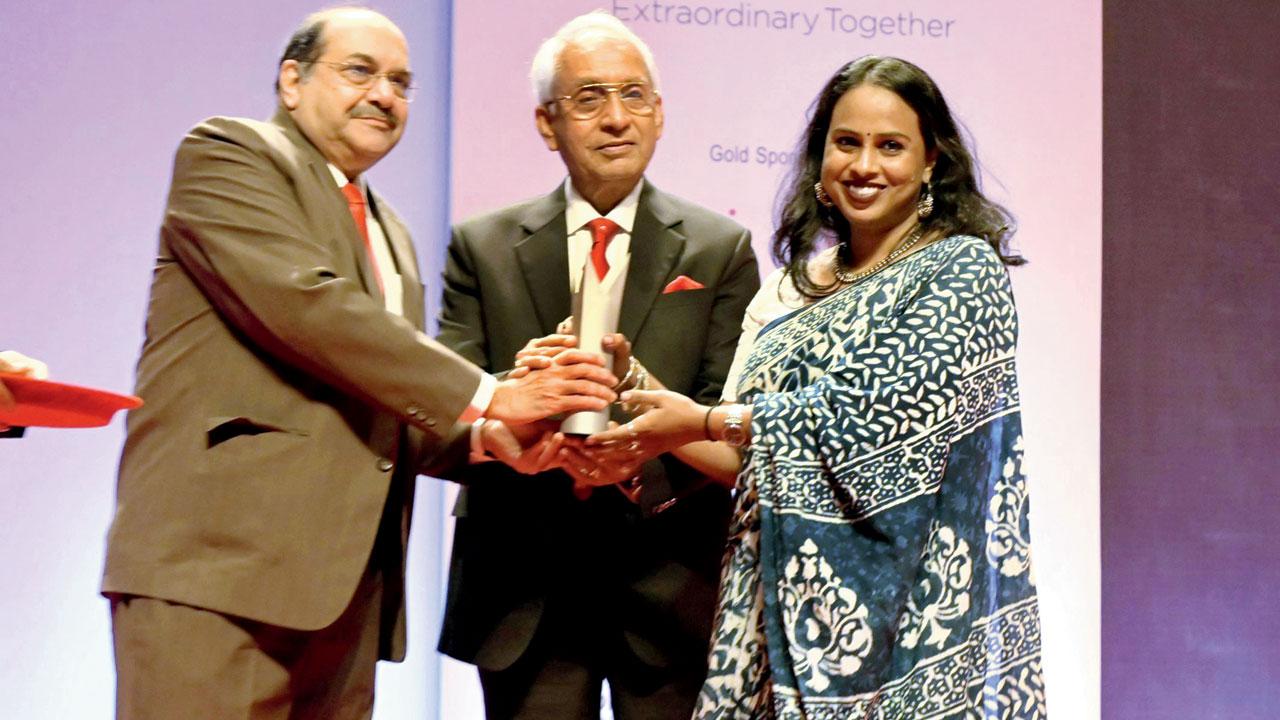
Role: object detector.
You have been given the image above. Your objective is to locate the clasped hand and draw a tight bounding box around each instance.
[477,417,648,500]
[481,328,653,499]
[483,330,618,426]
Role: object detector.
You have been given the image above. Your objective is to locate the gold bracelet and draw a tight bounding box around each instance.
[612,356,639,392]
[633,362,649,391]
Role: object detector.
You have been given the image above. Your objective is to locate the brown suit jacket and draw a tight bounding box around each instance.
[103,111,480,660]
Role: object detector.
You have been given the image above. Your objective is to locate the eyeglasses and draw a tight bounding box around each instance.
[307,60,416,101]
[548,82,658,120]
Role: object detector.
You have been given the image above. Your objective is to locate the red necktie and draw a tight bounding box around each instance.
[341,183,385,294]
[587,218,621,281]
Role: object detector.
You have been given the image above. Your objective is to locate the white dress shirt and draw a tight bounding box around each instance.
[471,178,646,460]
[328,165,494,424]
[564,177,643,292]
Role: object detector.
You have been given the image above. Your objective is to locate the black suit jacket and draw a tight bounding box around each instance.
[436,181,759,672]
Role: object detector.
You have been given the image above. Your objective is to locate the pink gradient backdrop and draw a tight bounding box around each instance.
[445,2,1100,717]
[0,2,453,717]
[0,1,1099,717]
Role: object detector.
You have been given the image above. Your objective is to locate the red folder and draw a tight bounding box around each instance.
[0,374,142,428]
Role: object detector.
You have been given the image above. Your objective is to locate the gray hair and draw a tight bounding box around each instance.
[275,7,395,95]
[529,11,661,104]
[275,11,328,93]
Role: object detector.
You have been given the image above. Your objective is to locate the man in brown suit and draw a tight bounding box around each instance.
[101,8,616,719]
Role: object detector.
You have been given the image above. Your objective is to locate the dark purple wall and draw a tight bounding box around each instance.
[1102,2,1280,717]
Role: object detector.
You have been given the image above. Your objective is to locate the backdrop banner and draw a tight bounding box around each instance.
[0,2,452,717]
[446,1,1100,718]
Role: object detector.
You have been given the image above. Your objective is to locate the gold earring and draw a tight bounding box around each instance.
[814,181,834,208]
[916,182,934,218]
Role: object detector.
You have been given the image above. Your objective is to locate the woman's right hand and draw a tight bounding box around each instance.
[585,389,708,457]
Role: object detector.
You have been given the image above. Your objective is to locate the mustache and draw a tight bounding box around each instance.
[349,105,398,128]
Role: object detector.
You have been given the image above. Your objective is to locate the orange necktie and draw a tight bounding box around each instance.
[586,218,621,281]
[341,183,385,294]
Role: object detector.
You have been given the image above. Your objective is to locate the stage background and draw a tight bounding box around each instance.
[445,1,1100,718]
[17,2,1280,720]
[0,1,454,717]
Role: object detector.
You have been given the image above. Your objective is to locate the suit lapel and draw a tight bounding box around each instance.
[369,192,419,282]
[371,197,426,330]
[514,188,571,336]
[619,182,685,341]
[272,110,385,302]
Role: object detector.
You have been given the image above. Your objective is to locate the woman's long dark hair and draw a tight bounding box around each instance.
[774,55,1023,300]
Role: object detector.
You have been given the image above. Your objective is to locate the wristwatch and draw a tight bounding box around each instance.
[720,404,748,448]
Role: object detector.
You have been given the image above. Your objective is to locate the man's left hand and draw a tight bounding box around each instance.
[480,419,565,475]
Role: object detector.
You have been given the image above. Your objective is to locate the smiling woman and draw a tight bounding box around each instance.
[819,84,935,259]
[777,55,1022,300]
[584,55,1047,718]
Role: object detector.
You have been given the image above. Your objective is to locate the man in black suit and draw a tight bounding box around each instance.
[436,11,759,720]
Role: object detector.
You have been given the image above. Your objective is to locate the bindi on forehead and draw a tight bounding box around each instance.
[832,94,920,136]
[832,127,913,138]
[838,87,916,115]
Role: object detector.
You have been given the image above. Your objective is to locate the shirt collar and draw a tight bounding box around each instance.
[328,164,367,195]
[564,178,642,236]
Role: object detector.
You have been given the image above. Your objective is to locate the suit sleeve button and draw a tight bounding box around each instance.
[376,458,394,472]
[406,405,421,417]
[425,417,437,427]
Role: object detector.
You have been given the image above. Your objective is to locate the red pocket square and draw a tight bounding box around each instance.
[662,275,705,293]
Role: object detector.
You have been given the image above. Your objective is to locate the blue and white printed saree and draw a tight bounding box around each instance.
[695,235,1046,719]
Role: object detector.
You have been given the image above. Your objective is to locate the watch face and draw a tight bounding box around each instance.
[723,407,747,448]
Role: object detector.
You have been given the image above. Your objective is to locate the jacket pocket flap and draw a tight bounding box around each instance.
[205,415,308,448]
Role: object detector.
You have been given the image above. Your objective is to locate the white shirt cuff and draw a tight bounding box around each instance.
[469,417,496,464]
[458,373,497,424]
